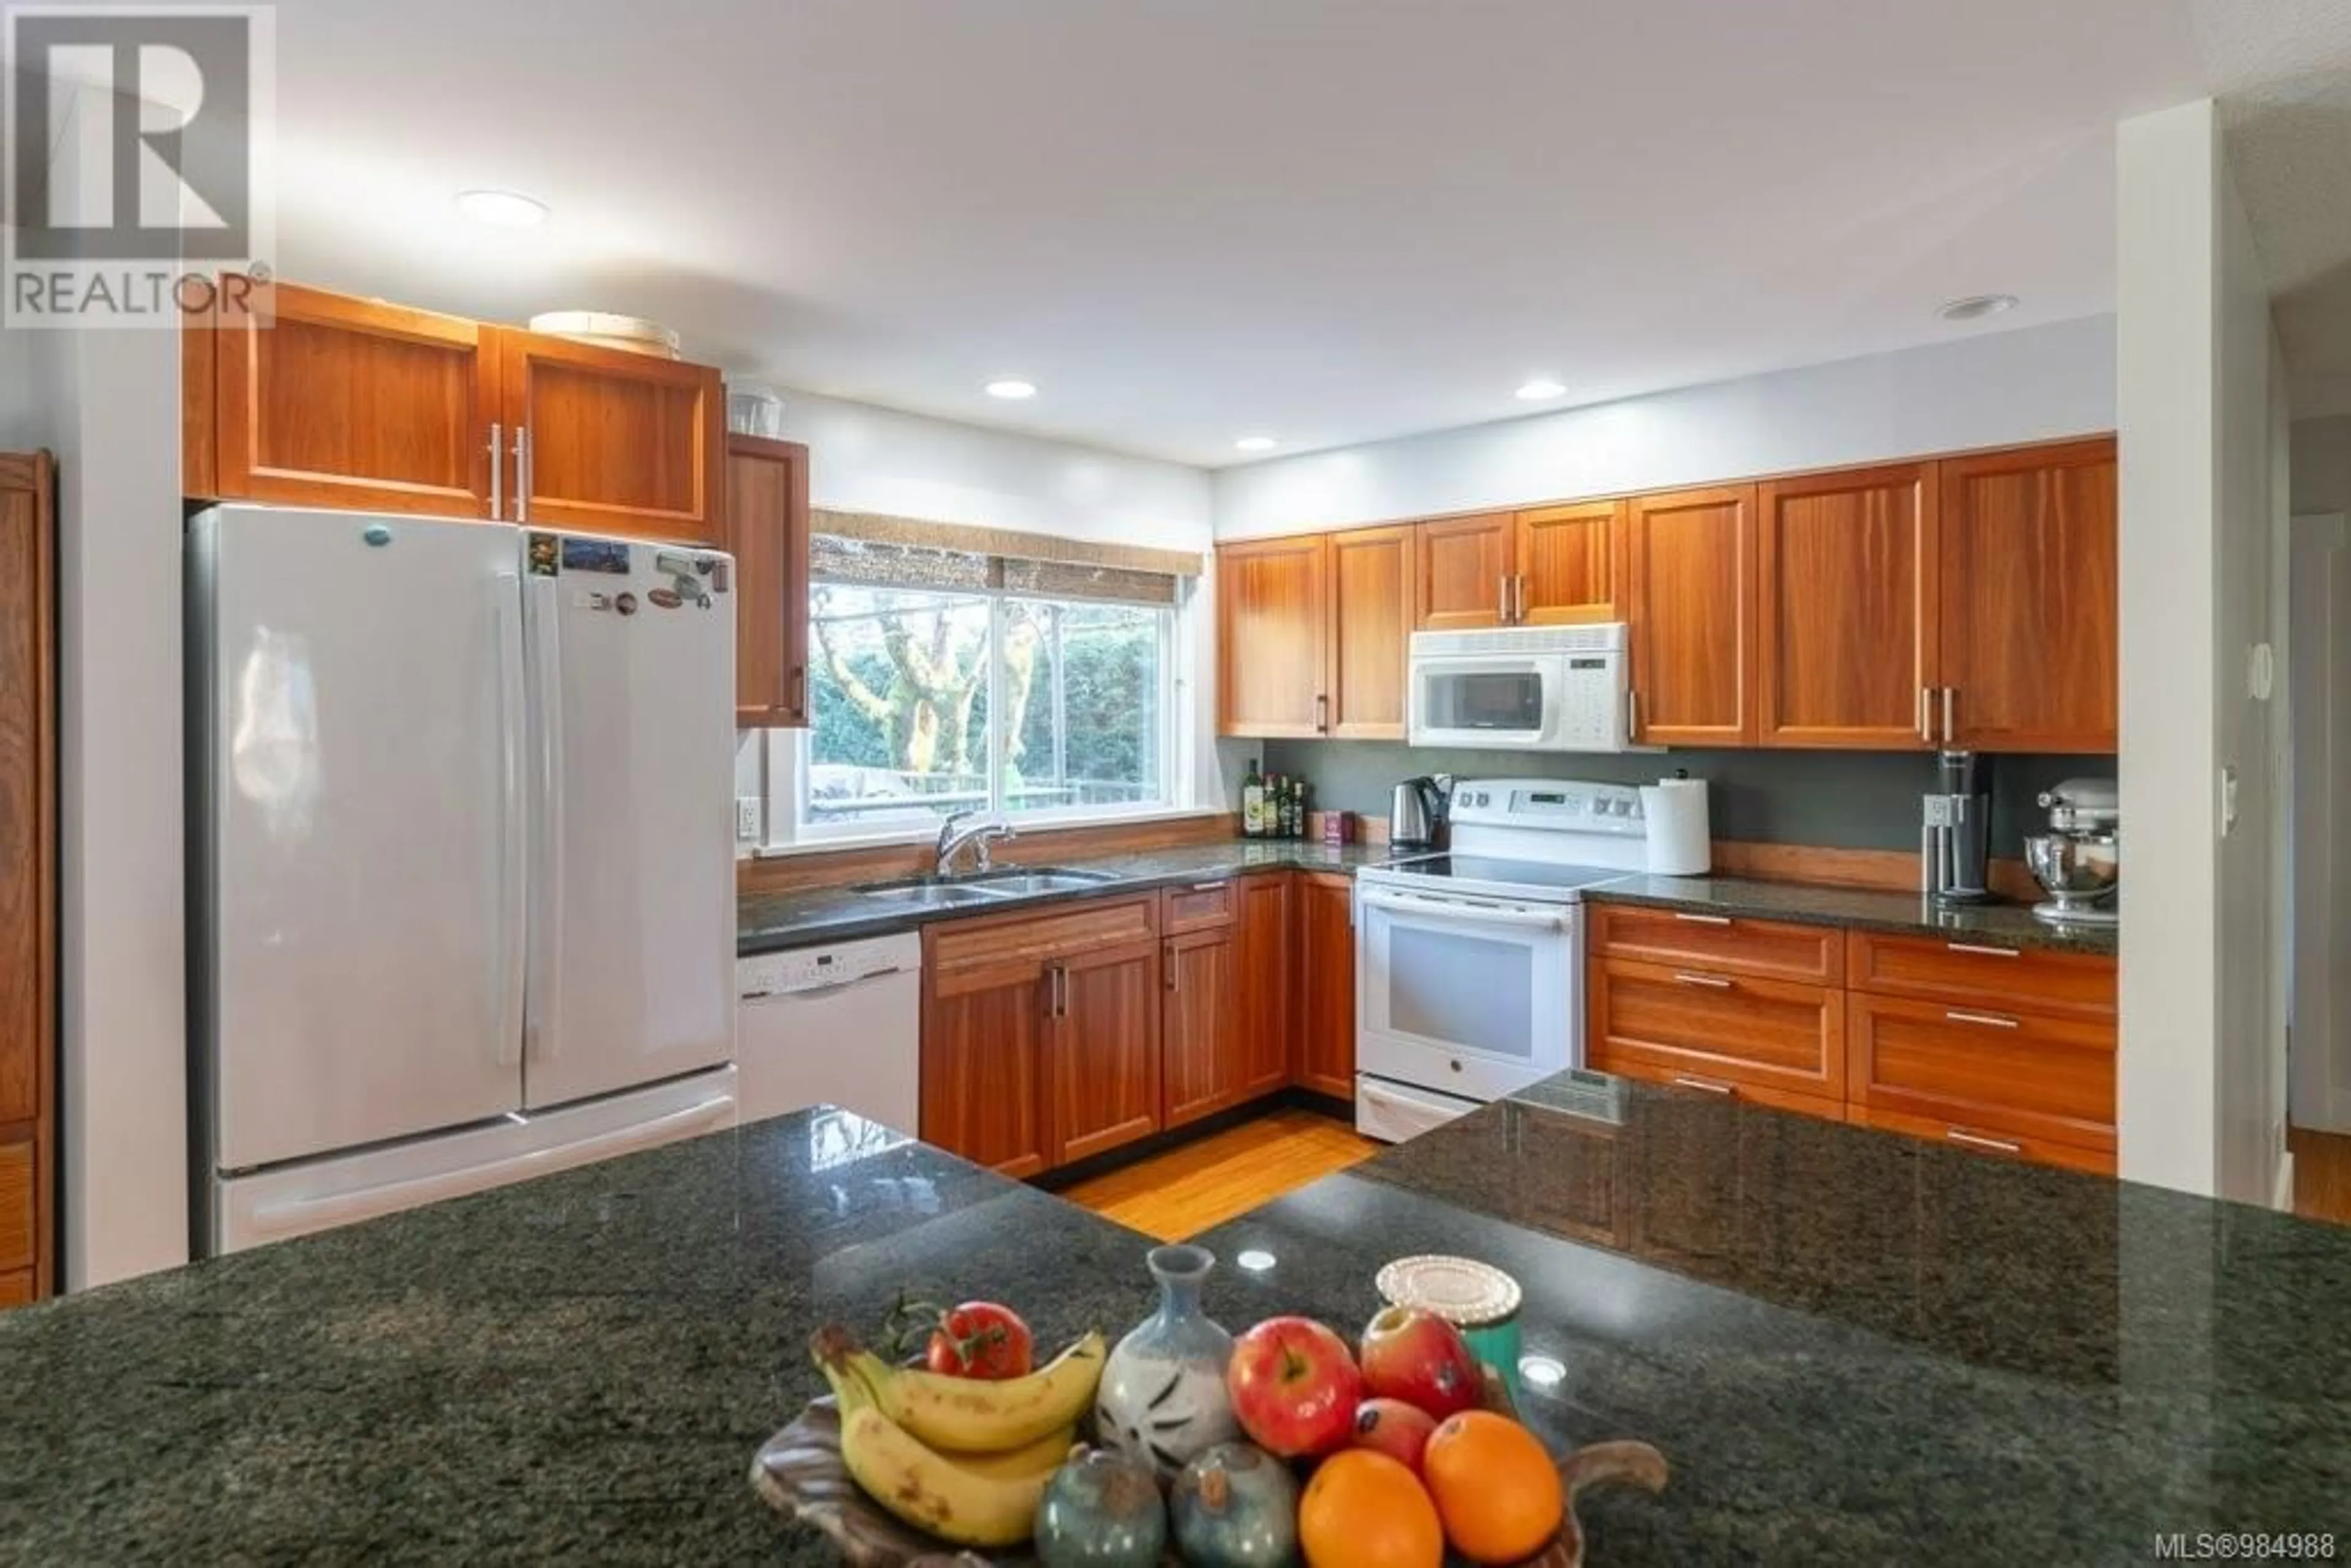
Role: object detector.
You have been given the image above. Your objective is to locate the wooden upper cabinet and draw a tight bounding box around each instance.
[1514,499,1625,625]
[1415,512,1514,629]
[1325,525,1415,740]
[1625,484,1756,746]
[211,279,499,517]
[1049,941,1163,1166]
[725,435,811,728]
[1217,535,1329,737]
[1755,463,1937,749]
[1938,438,2118,752]
[494,328,726,546]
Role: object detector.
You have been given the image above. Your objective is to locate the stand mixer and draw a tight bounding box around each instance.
[2023,779,2119,927]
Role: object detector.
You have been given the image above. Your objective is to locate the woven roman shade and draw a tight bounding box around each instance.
[808,509,1198,606]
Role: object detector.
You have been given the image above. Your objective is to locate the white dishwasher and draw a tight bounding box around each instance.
[737,931,923,1131]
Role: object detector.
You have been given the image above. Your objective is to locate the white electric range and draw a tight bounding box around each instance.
[1352,776,1702,1141]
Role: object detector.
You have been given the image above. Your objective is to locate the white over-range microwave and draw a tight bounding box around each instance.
[1406,623,1630,752]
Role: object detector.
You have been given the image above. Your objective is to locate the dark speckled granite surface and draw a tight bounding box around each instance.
[6,1081,2344,1563]
[1584,874,2121,956]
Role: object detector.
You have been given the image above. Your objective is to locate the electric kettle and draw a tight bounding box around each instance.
[1388,775,1447,849]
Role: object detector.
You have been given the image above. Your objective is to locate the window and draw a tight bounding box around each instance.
[789,539,1180,840]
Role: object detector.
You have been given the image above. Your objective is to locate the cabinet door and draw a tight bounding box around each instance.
[725,435,812,727]
[1415,513,1514,629]
[1051,941,1163,1166]
[1938,438,2118,752]
[213,279,499,517]
[1625,484,1757,745]
[1325,525,1415,740]
[1217,536,1329,737]
[1294,872,1356,1099]
[921,972,1051,1179]
[1234,874,1294,1098]
[1755,463,1938,749]
[1162,929,1240,1129]
[1515,499,1625,625]
[497,328,726,546]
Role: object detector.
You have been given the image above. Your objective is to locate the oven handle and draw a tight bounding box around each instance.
[1357,887,1569,932]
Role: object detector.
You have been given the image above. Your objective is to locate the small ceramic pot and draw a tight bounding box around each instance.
[1094,1244,1240,1479]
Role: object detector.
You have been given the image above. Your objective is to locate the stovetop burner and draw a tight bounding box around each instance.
[1365,853,1636,899]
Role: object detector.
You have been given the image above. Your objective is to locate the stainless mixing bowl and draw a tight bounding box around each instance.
[2023,833,2119,906]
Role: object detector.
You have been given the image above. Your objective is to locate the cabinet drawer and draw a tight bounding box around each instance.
[1845,992,2115,1153]
[1587,958,1844,1101]
[926,895,1160,994]
[1161,880,1235,935]
[1597,1053,1845,1123]
[1845,930,2115,1018]
[1589,903,1842,985]
[1855,1107,2117,1177]
[0,1270,28,1309]
[0,1139,31,1276]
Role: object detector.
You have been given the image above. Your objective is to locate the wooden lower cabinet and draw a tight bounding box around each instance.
[1599,1054,1844,1123]
[1853,1107,2117,1177]
[1294,873,1356,1100]
[1589,904,1843,986]
[921,971,1054,1179]
[1586,956,1845,1103]
[1163,927,1241,1129]
[1844,992,2115,1161]
[1234,874,1294,1098]
[0,1270,27,1308]
[1051,942,1163,1165]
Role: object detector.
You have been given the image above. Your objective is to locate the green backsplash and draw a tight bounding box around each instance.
[1251,741,2108,860]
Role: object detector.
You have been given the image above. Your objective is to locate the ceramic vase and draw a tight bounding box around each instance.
[1094,1244,1240,1479]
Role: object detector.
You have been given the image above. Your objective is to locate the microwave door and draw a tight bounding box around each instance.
[1414,659,1548,745]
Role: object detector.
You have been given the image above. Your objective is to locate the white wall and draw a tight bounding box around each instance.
[2292,415,2351,515]
[1212,315,2116,536]
[2115,99,2288,1205]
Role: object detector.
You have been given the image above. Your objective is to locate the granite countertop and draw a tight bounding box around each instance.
[738,839,1385,955]
[5,1083,2344,1562]
[1581,874,2120,956]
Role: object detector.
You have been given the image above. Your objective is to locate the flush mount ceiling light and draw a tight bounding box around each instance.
[1938,294,2017,323]
[1235,435,1278,452]
[984,378,1038,400]
[454,189,550,230]
[1515,378,1567,401]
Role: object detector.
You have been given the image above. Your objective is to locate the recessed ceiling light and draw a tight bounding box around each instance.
[1938,294,2017,323]
[454,189,550,230]
[1515,378,1567,401]
[1235,436,1278,452]
[985,379,1038,400]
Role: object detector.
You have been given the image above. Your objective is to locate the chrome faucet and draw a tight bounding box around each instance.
[936,810,1016,877]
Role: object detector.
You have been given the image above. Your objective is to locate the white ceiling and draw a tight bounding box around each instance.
[268,0,2219,467]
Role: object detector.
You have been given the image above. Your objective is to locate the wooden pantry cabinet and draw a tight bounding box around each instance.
[0,454,54,1308]
[189,277,727,546]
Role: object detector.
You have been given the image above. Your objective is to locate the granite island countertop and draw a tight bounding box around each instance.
[3,1079,2342,1564]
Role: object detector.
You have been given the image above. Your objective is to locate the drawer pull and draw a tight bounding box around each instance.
[1670,1075,1735,1096]
[1944,942,2020,958]
[1944,1009,2019,1029]
[1672,912,1733,926]
[1188,882,1226,893]
[1671,972,1734,989]
[1945,1128,2023,1155]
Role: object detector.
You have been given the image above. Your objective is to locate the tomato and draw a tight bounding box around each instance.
[923,1301,1034,1380]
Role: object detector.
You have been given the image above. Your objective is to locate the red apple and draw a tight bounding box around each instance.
[1358,1305,1482,1419]
[1225,1315,1362,1457]
[1350,1396,1439,1473]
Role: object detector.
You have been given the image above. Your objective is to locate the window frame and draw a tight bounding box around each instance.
[765,580,1187,849]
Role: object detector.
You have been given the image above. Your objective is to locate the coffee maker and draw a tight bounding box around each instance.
[1922,751,1995,906]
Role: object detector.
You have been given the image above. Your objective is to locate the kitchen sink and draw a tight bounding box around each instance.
[852,881,1013,908]
[967,868,1124,895]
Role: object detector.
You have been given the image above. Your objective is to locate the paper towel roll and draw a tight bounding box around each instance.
[1640,779,1712,876]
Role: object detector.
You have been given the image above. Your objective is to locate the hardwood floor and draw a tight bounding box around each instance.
[1060,1108,1379,1241]
[2290,1125,2351,1226]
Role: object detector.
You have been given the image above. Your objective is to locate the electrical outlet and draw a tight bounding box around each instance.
[735,795,762,841]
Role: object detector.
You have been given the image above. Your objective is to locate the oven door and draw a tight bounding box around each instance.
[1408,654,1558,748]
[1355,884,1580,1103]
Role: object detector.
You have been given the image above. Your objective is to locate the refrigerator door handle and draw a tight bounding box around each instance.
[527,574,566,1062]
[244,1095,736,1240]
[493,574,527,1067]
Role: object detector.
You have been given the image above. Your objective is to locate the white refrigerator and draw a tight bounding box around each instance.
[189,506,740,1255]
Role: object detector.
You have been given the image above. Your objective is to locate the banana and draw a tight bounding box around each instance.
[952,1424,1079,1481]
[828,1360,1055,1549]
[812,1327,1107,1455]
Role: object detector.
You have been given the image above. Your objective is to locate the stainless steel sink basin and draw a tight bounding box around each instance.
[852,881,1013,908]
[852,866,1121,907]
[969,868,1123,895]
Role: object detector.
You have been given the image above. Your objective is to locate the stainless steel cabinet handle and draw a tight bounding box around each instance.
[1499,574,1512,623]
[488,421,504,519]
[1945,1128,2023,1155]
[1627,689,1641,743]
[1314,693,1329,732]
[1672,972,1734,989]
[1513,574,1528,623]
[1190,881,1226,893]
[1944,942,2020,958]
[513,427,531,522]
[789,666,807,719]
[1941,686,1955,745]
[1671,1075,1735,1096]
[1917,686,1931,743]
[1944,1009,2020,1029]
[1165,958,1179,994]
[1673,912,1732,926]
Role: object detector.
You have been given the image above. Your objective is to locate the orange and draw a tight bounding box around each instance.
[1297,1449,1444,1568]
[1420,1410,1564,1564]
